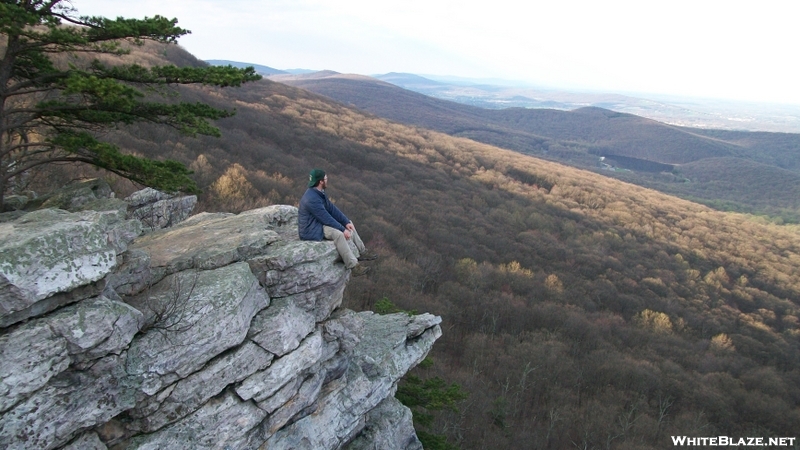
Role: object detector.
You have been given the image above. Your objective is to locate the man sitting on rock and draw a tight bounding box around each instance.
[298,169,378,277]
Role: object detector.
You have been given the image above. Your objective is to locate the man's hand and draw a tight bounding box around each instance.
[345,222,355,232]
[343,229,352,240]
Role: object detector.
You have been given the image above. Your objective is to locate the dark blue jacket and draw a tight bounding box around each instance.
[298,188,350,241]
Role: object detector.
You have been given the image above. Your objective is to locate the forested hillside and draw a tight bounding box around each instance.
[27,43,800,449]
[275,72,800,222]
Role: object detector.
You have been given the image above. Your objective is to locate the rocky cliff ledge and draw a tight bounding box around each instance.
[0,186,440,450]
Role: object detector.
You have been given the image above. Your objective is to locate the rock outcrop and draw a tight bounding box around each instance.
[0,186,440,450]
[124,187,197,233]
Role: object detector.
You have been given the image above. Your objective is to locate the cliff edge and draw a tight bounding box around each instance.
[0,183,441,450]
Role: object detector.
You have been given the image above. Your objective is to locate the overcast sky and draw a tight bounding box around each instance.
[73,0,800,105]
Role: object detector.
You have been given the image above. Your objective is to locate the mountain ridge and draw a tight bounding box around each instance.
[269,71,800,219]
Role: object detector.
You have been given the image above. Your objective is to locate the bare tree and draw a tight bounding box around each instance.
[137,271,200,343]
[654,393,674,442]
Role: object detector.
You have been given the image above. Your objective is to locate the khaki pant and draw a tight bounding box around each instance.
[323,225,366,269]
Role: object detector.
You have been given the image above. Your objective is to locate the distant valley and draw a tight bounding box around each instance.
[375,72,800,135]
[262,70,800,222]
[208,61,800,134]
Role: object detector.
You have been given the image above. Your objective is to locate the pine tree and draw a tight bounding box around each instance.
[0,0,261,208]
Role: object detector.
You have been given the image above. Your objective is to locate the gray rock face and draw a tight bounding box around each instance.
[0,354,137,450]
[249,297,316,356]
[354,312,442,381]
[126,390,267,450]
[0,203,442,450]
[128,341,273,433]
[0,279,107,329]
[0,296,143,445]
[324,309,366,353]
[345,396,423,450]
[29,179,114,212]
[0,210,117,320]
[125,188,197,232]
[0,322,70,414]
[62,432,108,450]
[125,262,268,382]
[108,249,151,297]
[248,239,349,322]
[127,207,283,288]
[262,312,442,450]
[237,329,327,403]
[98,203,142,255]
[251,240,342,298]
[49,296,144,365]
[0,206,141,328]
[262,371,325,435]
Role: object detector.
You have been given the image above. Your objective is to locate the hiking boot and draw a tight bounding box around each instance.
[357,250,379,261]
[350,264,370,277]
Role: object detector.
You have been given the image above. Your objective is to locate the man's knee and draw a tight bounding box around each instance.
[324,226,342,240]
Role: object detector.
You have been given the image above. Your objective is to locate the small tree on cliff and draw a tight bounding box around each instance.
[0,0,261,208]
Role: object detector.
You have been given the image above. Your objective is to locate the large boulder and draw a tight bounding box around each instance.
[125,207,290,290]
[124,188,196,233]
[25,179,114,212]
[123,188,173,209]
[0,208,139,327]
[248,240,349,321]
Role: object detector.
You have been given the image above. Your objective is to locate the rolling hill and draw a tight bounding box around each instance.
[21,43,800,449]
[269,71,800,221]
[375,72,800,134]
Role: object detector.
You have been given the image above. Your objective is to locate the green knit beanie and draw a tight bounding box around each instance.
[308,169,326,188]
